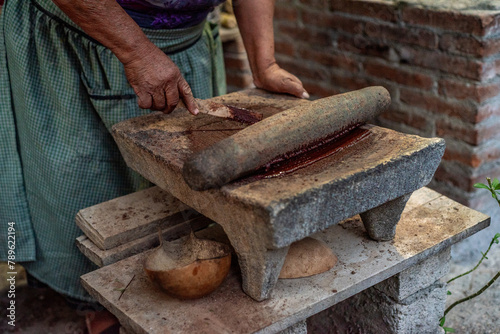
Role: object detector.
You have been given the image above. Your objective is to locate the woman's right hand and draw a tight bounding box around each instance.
[122,43,199,115]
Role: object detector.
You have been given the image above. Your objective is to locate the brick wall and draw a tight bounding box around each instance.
[222,36,254,92]
[264,0,500,214]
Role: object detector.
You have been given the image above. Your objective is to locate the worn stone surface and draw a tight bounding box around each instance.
[308,280,447,334]
[76,186,193,250]
[361,193,412,241]
[374,247,451,301]
[112,88,445,300]
[76,216,212,267]
[80,188,489,334]
[183,86,390,190]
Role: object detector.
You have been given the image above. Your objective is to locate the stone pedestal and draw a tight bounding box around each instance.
[308,249,451,333]
[80,188,490,334]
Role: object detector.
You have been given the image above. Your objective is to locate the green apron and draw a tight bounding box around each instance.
[0,0,226,301]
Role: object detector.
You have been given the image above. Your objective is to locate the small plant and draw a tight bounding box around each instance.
[475,177,500,206]
[439,177,500,333]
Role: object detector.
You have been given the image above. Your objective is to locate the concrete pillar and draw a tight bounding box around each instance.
[308,248,451,334]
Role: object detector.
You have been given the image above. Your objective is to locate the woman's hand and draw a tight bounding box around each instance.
[123,44,199,114]
[51,0,199,115]
[253,63,309,99]
[232,0,309,100]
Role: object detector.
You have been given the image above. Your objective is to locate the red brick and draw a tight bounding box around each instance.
[275,40,296,57]
[365,22,438,49]
[330,71,370,91]
[337,35,393,60]
[402,6,496,36]
[277,23,332,47]
[398,47,491,81]
[477,102,500,122]
[274,5,299,21]
[442,147,479,168]
[277,57,331,81]
[433,162,499,193]
[478,12,500,37]
[298,48,359,72]
[438,79,500,103]
[378,106,430,131]
[436,118,500,146]
[223,54,250,71]
[299,0,329,9]
[302,79,341,98]
[433,165,471,192]
[222,37,246,53]
[442,144,500,168]
[302,10,364,35]
[364,61,433,89]
[331,0,397,22]
[439,33,500,57]
[400,88,478,123]
[226,72,253,89]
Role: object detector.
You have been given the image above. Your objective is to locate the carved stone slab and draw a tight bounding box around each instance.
[111,89,445,300]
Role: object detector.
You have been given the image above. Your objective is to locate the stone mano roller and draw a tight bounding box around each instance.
[182,86,391,190]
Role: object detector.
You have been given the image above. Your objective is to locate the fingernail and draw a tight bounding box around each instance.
[194,108,200,115]
[302,91,310,99]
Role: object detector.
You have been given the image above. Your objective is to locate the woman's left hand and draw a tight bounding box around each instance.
[253,63,309,99]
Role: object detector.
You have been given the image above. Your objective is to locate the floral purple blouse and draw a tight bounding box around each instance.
[117,0,225,29]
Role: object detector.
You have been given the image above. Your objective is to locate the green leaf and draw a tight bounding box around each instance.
[443,327,456,333]
[494,233,500,244]
[481,252,488,260]
[491,178,500,189]
[447,290,452,295]
[440,316,446,326]
[474,183,490,190]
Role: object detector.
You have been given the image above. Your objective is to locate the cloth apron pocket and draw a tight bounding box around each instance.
[78,76,142,162]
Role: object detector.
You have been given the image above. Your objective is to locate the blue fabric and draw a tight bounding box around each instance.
[117,0,225,29]
[0,0,225,301]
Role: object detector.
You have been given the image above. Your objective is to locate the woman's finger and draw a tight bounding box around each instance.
[163,85,180,114]
[137,90,153,109]
[150,89,167,111]
[280,77,309,99]
[178,78,199,115]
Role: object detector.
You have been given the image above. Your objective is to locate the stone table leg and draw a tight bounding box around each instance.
[221,222,289,301]
[233,245,289,302]
[307,248,451,334]
[360,193,412,241]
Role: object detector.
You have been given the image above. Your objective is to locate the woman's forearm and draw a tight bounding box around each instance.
[233,0,308,98]
[233,0,276,77]
[52,0,154,64]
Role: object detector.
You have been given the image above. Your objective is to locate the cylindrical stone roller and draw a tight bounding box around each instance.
[183,86,391,190]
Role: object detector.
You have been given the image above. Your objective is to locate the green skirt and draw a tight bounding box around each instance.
[0,0,226,301]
